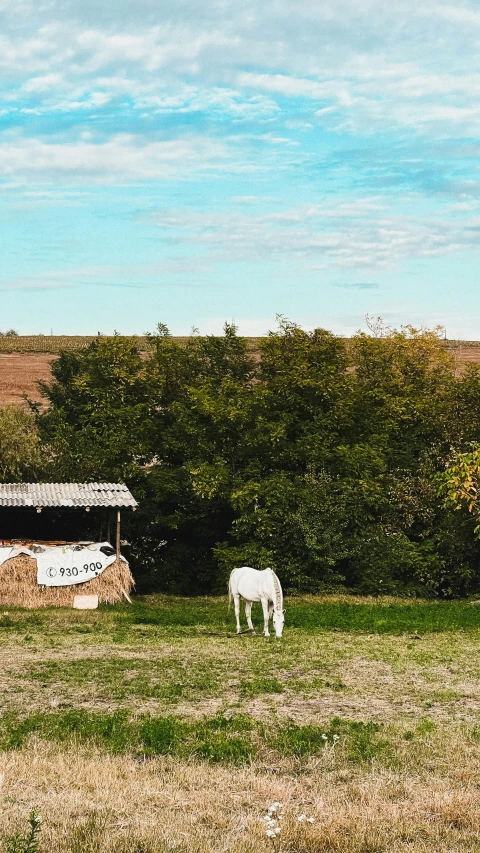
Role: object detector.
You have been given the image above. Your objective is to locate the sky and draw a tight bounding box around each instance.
[1,0,479,337]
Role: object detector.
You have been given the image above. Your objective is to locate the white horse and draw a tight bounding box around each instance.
[228,567,285,638]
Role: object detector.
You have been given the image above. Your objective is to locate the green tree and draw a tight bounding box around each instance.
[37,337,150,480]
[0,406,42,480]
[33,319,480,597]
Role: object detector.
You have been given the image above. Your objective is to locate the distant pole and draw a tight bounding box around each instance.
[116,510,121,561]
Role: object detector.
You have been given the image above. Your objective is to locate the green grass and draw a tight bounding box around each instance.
[3,595,480,638]
[0,707,396,766]
[124,596,480,635]
[239,676,284,697]
[270,716,391,762]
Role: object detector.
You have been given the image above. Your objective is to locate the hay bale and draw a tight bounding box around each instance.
[0,553,134,608]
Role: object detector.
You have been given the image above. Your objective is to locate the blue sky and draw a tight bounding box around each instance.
[1,0,479,336]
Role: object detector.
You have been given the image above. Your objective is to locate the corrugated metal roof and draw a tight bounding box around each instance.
[0,483,137,508]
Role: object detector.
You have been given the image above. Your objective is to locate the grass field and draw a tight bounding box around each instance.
[2,594,480,852]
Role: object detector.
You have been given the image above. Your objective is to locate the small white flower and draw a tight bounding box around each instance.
[266,830,276,838]
[306,817,315,823]
[321,734,328,740]
[274,827,281,835]
[297,815,306,822]
[333,734,339,742]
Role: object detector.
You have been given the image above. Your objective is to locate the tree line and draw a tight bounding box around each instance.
[6,319,480,597]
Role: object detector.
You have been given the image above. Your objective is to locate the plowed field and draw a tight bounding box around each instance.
[0,353,57,406]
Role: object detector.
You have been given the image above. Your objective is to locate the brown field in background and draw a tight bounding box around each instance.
[0,337,480,407]
[0,353,58,406]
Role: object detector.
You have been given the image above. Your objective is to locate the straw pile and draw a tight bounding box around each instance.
[0,554,134,607]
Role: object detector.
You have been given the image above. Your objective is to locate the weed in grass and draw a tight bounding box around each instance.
[193,732,255,764]
[403,719,435,742]
[325,678,345,691]
[141,680,184,701]
[271,716,390,763]
[189,713,257,764]
[0,709,259,765]
[239,677,284,697]
[416,718,436,735]
[339,720,389,763]
[139,716,183,755]
[272,722,335,757]
[199,712,255,733]
[3,811,41,853]
[470,724,480,742]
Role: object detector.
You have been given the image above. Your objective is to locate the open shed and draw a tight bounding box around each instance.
[0,482,137,607]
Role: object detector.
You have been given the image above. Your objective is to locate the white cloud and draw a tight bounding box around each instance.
[152,199,480,272]
[0,134,241,181]
[0,0,479,143]
[237,72,340,101]
[432,5,480,26]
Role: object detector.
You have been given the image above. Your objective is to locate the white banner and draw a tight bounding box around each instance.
[0,542,123,586]
[36,543,117,587]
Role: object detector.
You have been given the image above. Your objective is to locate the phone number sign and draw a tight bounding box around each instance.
[37,552,114,586]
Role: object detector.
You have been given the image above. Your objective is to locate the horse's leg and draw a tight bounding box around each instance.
[261,597,270,637]
[233,593,241,634]
[245,601,255,632]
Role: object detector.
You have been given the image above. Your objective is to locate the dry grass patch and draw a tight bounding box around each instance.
[2,742,480,852]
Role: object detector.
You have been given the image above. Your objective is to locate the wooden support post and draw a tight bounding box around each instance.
[107,512,111,544]
[116,510,121,561]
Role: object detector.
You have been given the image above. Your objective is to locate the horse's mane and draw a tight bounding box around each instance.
[269,569,283,611]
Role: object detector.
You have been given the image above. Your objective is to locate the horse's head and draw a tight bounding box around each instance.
[272,609,285,638]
